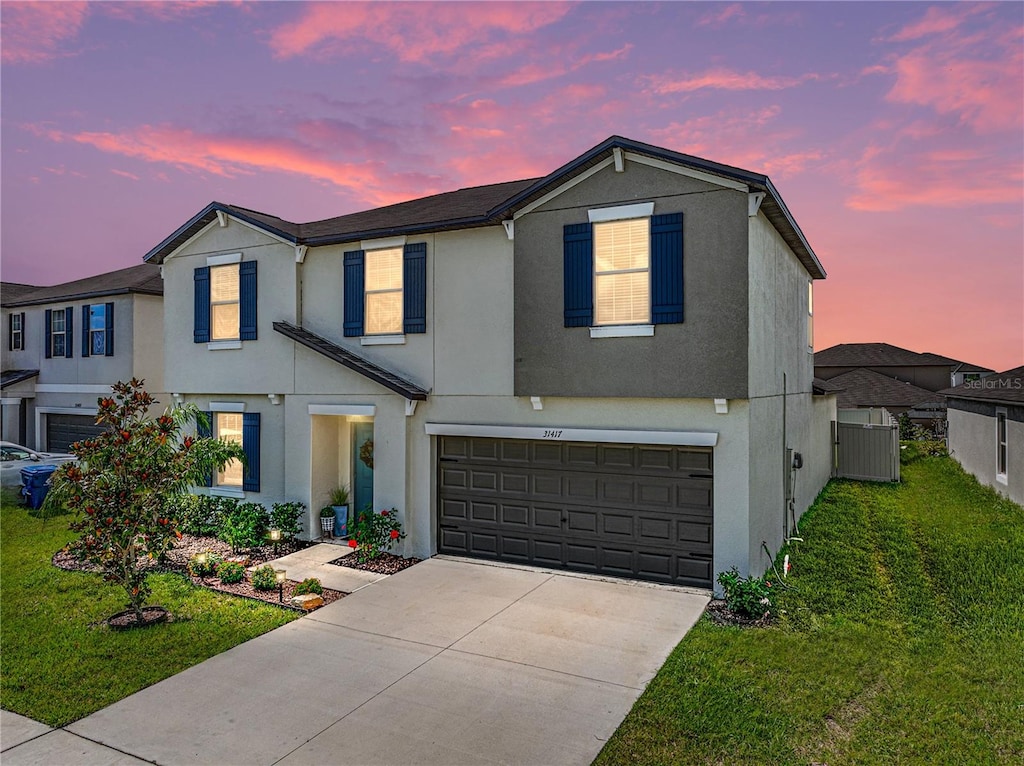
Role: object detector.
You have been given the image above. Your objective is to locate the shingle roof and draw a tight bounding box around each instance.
[273,321,428,401]
[940,365,1024,405]
[820,368,943,409]
[3,264,162,307]
[815,343,992,372]
[1,283,38,304]
[1,369,39,389]
[145,136,825,279]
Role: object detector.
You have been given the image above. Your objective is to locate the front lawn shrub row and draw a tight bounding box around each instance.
[251,565,277,591]
[216,561,245,584]
[168,496,306,552]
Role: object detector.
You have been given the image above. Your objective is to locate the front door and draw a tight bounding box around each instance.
[352,422,374,516]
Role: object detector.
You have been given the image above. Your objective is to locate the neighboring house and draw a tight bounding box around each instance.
[942,366,1024,505]
[815,342,993,428]
[144,135,835,588]
[1,265,164,450]
[815,343,994,391]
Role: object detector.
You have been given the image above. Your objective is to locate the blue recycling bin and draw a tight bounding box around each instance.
[20,464,58,510]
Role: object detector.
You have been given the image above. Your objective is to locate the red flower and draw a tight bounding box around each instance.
[390,529,399,539]
[381,510,389,516]
[348,539,358,548]
[765,582,771,588]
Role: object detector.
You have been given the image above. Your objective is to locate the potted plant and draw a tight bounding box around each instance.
[319,506,336,538]
[330,485,350,537]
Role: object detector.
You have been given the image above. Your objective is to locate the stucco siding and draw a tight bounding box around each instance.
[948,407,1024,505]
[163,223,297,395]
[132,293,165,396]
[513,160,749,399]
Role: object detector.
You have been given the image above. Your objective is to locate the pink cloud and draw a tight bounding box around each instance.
[1,1,89,64]
[269,1,573,62]
[110,169,141,181]
[644,68,822,94]
[886,5,977,42]
[497,44,631,88]
[697,4,745,27]
[39,124,442,207]
[847,144,1023,212]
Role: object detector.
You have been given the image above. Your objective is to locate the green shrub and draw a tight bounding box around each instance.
[187,553,222,578]
[170,494,228,537]
[269,501,305,541]
[292,577,323,596]
[251,564,277,591]
[716,567,776,619]
[349,506,405,563]
[218,501,269,552]
[216,560,244,584]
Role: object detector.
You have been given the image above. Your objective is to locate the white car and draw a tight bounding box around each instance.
[0,441,77,488]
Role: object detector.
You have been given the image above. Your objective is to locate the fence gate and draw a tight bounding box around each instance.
[832,421,900,482]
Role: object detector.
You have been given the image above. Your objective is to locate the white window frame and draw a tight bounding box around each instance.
[211,406,245,497]
[209,263,241,343]
[807,281,814,351]
[996,408,1008,484]
[592,216,652,330]
[50,311,66,357]
[87,304,107,356]
[364,246,404,337]
[10,313,23,350]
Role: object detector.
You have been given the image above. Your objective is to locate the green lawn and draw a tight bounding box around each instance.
[0,490,298,726]
[596,451,1024,765]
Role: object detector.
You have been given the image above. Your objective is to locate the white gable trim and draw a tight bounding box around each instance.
[163,213,295,263]
[512,157,614,220]
[625,152,749,192]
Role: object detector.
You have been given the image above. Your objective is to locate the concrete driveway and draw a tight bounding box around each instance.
[3,557,708,766]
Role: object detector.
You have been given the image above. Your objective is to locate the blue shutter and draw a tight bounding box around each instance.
[403,242,427,334]
[6,313,12,351]
[563,223,593,327]
[105,302,114,356]
[64,307,74,358]
[194,267,210,343]
[242,413,260,492]
[650,212,684,324]
[44,309,52,359]
[81,306,90,357]
[343,250,365,337]
[197,411,213,487]
[239,261,257,341]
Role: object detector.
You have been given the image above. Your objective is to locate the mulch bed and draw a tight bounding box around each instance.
[184,572,344,609]
[704,599,775,628]
[328,551,422,575]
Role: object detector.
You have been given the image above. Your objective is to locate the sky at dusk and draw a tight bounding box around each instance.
[1,1,1021,372]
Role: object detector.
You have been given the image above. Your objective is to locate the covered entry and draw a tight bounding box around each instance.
[437,435,714,588]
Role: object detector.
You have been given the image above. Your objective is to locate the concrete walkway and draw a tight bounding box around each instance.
[2,558,709,766]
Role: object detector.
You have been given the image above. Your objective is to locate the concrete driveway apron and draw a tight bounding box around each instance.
[21,558,707,766]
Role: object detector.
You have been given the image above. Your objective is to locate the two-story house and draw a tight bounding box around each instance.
[145,136,834,588]
[1,264,165,450]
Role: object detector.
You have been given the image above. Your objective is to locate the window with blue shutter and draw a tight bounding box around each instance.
[343,250,365,337]
[563,223,593,327]
[64,307,74,358]
[650,213,684,324]
[197,411,213,487]
[44,309,52,359]
[104,302,115,356]
[82,306,91,357]
[194,267,210,343]
[242,413,260,492]
[403,242,427,334]
[239,261,257,341]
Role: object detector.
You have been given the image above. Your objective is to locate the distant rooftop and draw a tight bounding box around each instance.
[2,264,162,308]
[815,342,992,373]
[941,365,1024,405]
[820,367,942,409]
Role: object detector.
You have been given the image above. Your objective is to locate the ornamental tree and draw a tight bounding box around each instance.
[45,379,244,626]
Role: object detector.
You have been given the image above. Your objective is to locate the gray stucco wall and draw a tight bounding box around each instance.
[948,405,1024,505]
[513,160,749,399]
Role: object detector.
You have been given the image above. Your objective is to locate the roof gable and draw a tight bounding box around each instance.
[145,136,824,278]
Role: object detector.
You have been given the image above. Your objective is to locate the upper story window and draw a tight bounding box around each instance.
[82,302,114,357]
[593,218,650,326]
[564,204,683,336]
[44,308,73,359]
[364,247,404,335]
[210,265,240,341]
[8,312,24,351]
[193,256,257,347]
[343,242,427,340]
